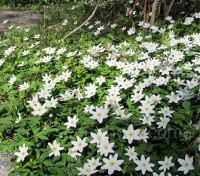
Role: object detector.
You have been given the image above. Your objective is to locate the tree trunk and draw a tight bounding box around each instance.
[164,0,167,14]
[143,0,148,23]
[163,0,175,23]
[146,0,151,23]
[157,0,162,17]
[128,0,139,24]
[150,0,159,26]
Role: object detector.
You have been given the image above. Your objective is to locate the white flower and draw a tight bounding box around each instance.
[166,16,172,21]
[64,115,79,129]
[135,155,155,175]
[4,46,15,57]
[158,107,174,118]
[131,91,145,103]
[84,83,97,98]
[136,36,143,42]
[97,25,104,31]
[18,61,24,67]
[0,59,5,67]
[8,75,17,85]
[139,129,149,142]
[14,144,28,162]
[27,95,39,108]
[122,124,141,144]
[19,82,30,91]
[71,136,87,153]
[68,148,81,159]
[8,25,14,29]
[40,55,52,63]
[77,163,97,176]
[121,26,126,31]
[153,172,172,176]
[127,27,135,35]
[87,157,102,169]
[95,76,106,86]
[158,156,174,172]
[157,116,170,129]
[2,20,8,24]
[31,103,47,116]
[94,30,100,36]
[84,105,95,113]
[140,115,155,126]
[166,92,182,103]
[178,154,194,174]
[184,17,194,25]
[101,154,124,175]
[60,90,73,101]
[33,34,40,39]
[138,104,155,117]
[15,113,22,123]
[125,146,138,161]
[43,81,56,90]
[110,23,117,28]
[44,97,58,108]
[22,50,30,56]
[90,129,109,144]
[97,139,114,156]
[48,140,64,157]
[37,88,51,99]
[186,78,199,89]
[95,20,101,25]
[90,106,109,124]
[62,19,68,25]
[88,25,94,29]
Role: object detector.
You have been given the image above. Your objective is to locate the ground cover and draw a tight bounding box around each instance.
[0,1,199,175]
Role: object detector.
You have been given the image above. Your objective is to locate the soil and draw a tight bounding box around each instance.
[0,10,41,34]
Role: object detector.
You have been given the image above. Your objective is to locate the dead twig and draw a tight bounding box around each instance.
[63,0,100,40]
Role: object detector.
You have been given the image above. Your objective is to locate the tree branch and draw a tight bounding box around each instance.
[63,0,100,40]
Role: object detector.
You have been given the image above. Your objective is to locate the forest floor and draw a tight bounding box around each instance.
[0,10,41,34]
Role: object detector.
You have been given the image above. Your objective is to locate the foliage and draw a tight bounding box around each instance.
[0,1,200,176]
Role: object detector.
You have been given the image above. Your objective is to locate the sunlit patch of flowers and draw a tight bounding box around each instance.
[0,10,199,176]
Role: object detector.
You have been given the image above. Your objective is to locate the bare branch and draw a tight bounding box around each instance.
[63,0,100,40]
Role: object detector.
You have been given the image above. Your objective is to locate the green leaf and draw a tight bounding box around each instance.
[48,167,58,174]
[182,101,191,110]
[43,159,54,166]
[40,151,49,161]
[35,133,48,140]
[35,149,40,159]
[15,168,30,173]
[0,116,13,125]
